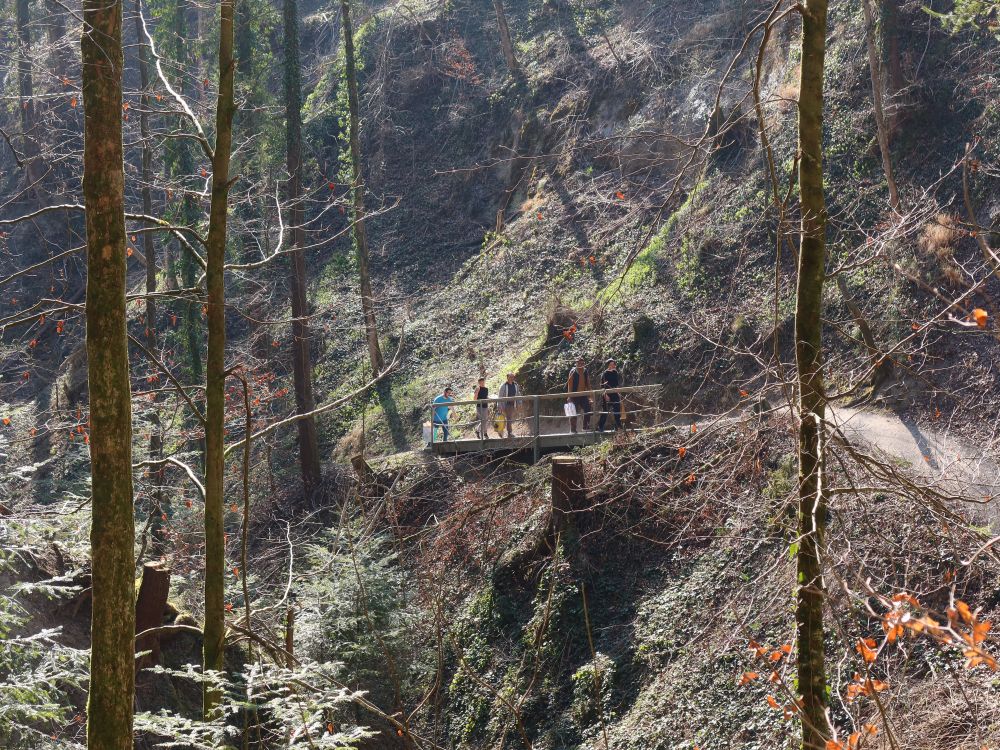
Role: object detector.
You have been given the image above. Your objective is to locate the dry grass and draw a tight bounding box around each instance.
[919,213,961,259]
[919,213,964,285]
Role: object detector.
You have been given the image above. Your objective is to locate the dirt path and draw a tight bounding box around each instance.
[831,406,1000,527]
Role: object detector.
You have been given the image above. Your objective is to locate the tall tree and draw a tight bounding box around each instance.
[794,1,831,748]
[81,0,136,745]
[284,0,323,494]
[135,0,167,551]
[202,0,237,718]
[341,0,384,375]
[159,0,203,376]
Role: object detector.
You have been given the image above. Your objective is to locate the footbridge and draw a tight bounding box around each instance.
[426,385,663,462]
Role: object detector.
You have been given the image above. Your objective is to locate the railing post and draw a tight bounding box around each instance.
[592,388,599,444]
[532,395,540,464]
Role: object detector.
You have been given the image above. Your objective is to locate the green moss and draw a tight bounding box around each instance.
[597,180,709,306]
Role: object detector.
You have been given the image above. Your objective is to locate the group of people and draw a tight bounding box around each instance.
[430,358,624,442]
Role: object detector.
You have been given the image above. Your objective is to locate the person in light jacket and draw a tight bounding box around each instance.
[497,372,520,439]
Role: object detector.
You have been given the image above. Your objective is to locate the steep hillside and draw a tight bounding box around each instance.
[1,0,999,748]
[298,0,1000,459]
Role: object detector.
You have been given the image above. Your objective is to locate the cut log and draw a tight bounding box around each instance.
[550,455,585,537]
[135,562,171,668]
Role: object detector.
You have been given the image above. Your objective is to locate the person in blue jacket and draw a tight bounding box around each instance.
[432,386,456,441]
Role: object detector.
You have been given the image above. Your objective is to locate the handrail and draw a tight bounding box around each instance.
[428,384,660,409]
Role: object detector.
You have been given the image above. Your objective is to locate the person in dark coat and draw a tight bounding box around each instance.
[598,358,622,431]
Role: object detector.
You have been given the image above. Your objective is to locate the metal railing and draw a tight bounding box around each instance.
[426,384,662,461]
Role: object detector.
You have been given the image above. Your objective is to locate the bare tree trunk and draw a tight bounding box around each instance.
[341,0,384,375]
[16,0,44,192]
[882,0,905,104]
[81,0,135,743]
[135,0,167,552]
[45,0,70,79]
[795,2,830,749]
[493,0,520,77]
[861,0,900,213]
[284,0,322,494]
[166,0,203,380]
[203,0,237,719]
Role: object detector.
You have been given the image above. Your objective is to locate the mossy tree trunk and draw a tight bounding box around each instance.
[341,0,384,376]
[81,0,135,744]
[284,0,322,495]
[795,2,831,748]
[202,0,237,719]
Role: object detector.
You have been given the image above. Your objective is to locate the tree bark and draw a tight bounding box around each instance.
[493,0,520,78]
[795,2,831,748]
[202,0,237,719]
[284,0,322,495]
[341,0,384,375]
[81,0,135,743]
[135,0,167,552]
[861,0,900,213]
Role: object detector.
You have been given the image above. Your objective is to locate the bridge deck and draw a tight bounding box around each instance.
[429,430,615,455]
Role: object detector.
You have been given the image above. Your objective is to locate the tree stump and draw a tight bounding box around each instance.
[135,562,171,668]
[351,453,376,486]
[550,455,585,538]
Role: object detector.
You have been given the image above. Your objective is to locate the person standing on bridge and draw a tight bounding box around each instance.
[432,386,455,442]
[497,372,521,439]
[566,357,593,433]
[598,358,623,432]
[473,377,490,439]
